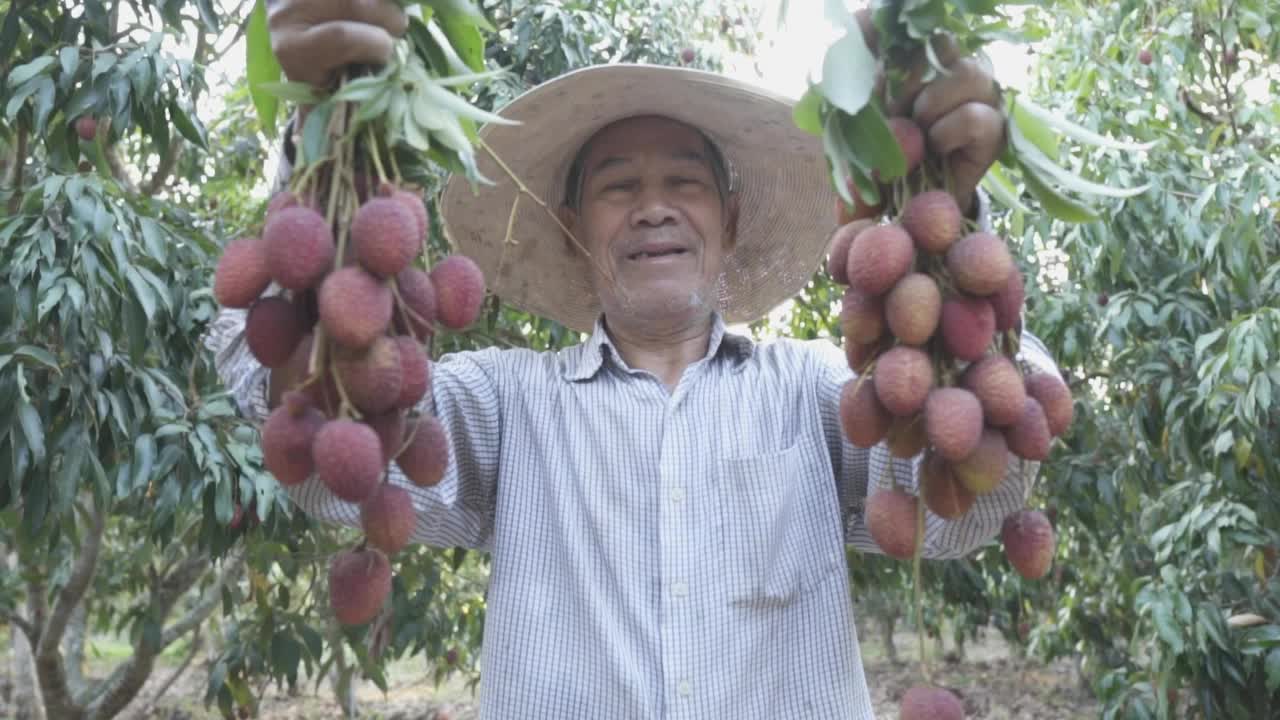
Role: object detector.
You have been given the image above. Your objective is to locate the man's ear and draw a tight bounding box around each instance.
[557,204,579,255]
[723,192,741,251]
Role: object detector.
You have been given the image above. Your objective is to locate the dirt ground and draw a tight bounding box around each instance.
[2,627,1099,719]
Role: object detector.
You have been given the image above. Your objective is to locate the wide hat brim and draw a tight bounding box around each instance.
[439,63,839,334]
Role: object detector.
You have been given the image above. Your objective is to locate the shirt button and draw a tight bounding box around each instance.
[678,680,692,697]
[670,487,685,503]
[672,581,688,598]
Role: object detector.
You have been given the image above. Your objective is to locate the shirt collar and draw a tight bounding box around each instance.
[562,312,755,382]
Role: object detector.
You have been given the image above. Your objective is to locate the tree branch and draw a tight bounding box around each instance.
[2,611,38,645]
[141,140,183,196]
[106,148,139,194]
[5,125,28,215]
[141,627,203,716]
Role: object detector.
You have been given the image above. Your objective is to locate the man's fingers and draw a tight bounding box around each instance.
[927,102,1005,209]
[274,22,397,86]
[343,0,408,37]
[911,58,999,129]
[270,0,407,36]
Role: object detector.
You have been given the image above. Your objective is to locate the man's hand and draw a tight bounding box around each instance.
[267,0,408,87]
[859,13,1005,217]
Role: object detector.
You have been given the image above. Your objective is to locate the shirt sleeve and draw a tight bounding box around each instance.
[814,331,1061,560]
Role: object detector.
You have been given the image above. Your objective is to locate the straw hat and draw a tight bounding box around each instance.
[439,63,838,334]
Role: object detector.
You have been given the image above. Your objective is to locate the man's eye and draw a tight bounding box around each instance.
[604,181,636,192]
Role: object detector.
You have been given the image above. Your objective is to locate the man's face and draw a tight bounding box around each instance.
[561,115,738,328]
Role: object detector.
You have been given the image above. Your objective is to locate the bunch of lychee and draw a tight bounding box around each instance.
[213,181,486,626]
[827,118,1072,577]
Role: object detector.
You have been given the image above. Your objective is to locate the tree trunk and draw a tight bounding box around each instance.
[63,599,90,699]
[879,611,898,664]
[11,591,48,720]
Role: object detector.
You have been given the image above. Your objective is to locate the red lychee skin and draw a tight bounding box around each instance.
[262,206,336,291]
[924,387,984,461]
[394,267,438,341]
[840,288,886,345]
[246,296,305,368]
[398,416,450,487]
[365,410,406,463]
[75,116,97,141]
[266,190,302,218]
[847,224,915,297]
[840,377,892,448]
[886,414,927,459]
[888,117,926,175]
[946,232,1015,296]
[334,337,403,416]
[990,269,1025,333]
[681,48,695,64]
[900,191,963,254]
[920,451,975,520]
[953,428,1009,495]
[940,296,996,362]
[1138,48,1153,65]
[328,548,391,626]
[900,685,965,720]
[313,420,384,503]
[352,197,418,278]
[430,255,486,330]
[1002,509,1055,580]
[826,226,856,284]
[360,483,417,555]
[261,391,326,486]
[214,237,272,308]
[873,346,934,417]
[1005,397,1052,461]
[885,273,942,346]
[1024,371,1074,437]
[960,355,1027,427]
[393,336,430,411]
[845,339,884,374]
[319,267,393,349]
[865,488,920,560]
[390,189,429,243]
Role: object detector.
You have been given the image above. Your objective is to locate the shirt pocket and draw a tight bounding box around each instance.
[716,440,842,606]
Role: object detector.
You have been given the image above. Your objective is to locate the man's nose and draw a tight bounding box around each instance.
[630,185,679,228]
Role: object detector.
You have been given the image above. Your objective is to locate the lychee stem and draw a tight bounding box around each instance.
[365,125,389,186]
[329,363,359,420]
[390,282,436,343]
[388,145,403,185]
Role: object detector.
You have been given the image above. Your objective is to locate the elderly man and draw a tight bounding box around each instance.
[207,1,1060,717]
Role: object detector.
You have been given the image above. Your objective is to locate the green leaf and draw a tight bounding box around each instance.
[246,0,283,136]
[1013,95,1157,152]
[133,434,156,491]
[1020,160,1100,223]
[14,345,60,373]
[1011,97,1059,162]
[1266,649,1280,691]
[424,0,493,32]
[168,99,208,150]
[8,56,56,87]
[1152,598,1185,654]
[1011,122,1149,198]
[842,103,906,181]
[58,46,80,81]
[437,7,486,72]
[301,102,334,167]
[823,113,854,206]
[793,85,824,136]
[820,30,876,117]
[17,404,45,465]
[125,267,158,321]
[982,161,1031,214]
[256,81,323,104]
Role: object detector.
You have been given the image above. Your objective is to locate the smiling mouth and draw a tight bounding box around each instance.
[627,249,689,261]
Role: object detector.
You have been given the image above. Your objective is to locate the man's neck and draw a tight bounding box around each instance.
[603,312,716,392]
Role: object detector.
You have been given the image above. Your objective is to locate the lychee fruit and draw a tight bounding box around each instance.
[900,191,962,254]
[920,451,975,520]
[924,387,984,461]
[845,339,884,374]
[360,482,417,555]
[261,391,326,486]
[353,197,418,278]
[960,355,1027,427]
[873,346,934,417]
[1002,509,1055,580]
[946,232,1014,296]
[75,116,97,141]
[214,237,272,308]
[989,268,1026,333]
[1138,48,1153,65]
[398,416,450,487]
[1005,397,1052,461]
[394,267,438,341]
[886,414,927,458]
[313,420,384,503]
[246,296,305,368]
[840,288,886,345]
[847,224,915,297]
[888,117,925,175]
[393,336,430,410]
[319,267,393,349]
[826,225,856,284]
[865,488,920,560]
[430,255,486,330]
[1024,372,1073,437]
[365,410,407,463]
[840,377,892,448]
[885,273,941,345]
[328,547,391,626]
[262,206,335,291]
[953,428,1008,495]
[940,296,996,361]
[901,685,964,720]
[681,48,695,64]
[1096,292,1109,307]
[267,190,302,217]
[389,188,429,242]
[286,334,338,416]
[334,336,404,416]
